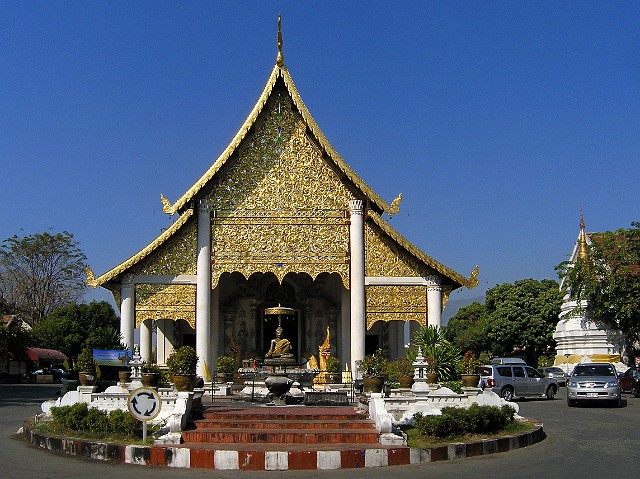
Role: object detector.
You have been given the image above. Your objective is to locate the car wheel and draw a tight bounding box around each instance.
[567,396,575,407]
[615,395,622,408]
[501,387,514,401]
[545,386,556,400]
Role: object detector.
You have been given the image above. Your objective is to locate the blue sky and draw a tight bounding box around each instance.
[1,2,639,317]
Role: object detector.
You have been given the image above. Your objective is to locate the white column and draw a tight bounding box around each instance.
[156,320,174,365]
[426,276,443,328]
[120,274,135,350]
[196,199,212,379]
[341,286,351,370]
[349,200,366,375]
[140,319,152,364]
[210,286,220,364]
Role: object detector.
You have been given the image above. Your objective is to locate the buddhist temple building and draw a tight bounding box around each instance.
[553,215,626,371]
[87,18,478,378]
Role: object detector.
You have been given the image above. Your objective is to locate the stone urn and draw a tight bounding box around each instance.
[265,373,294,406]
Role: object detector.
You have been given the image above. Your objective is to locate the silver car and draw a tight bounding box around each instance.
[477,364,558,401]
[566,363,621,407]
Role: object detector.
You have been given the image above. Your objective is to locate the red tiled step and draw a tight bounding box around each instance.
[182,428,380,444]
[192,418,375,430]
[199,406,367,422]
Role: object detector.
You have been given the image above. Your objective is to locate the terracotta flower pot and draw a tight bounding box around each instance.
[118,370,131,384]
[461,373,481,387]
[172,374,196,391]
[78,372,95,386]
[399,374,415,388]
[362,375,385,393]
[142,372,160,388]
[426,372,438,384]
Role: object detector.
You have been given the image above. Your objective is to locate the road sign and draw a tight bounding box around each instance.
[127,387,161,422]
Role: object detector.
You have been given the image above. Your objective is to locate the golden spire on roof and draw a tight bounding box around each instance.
[276,14,284,67]
[578,210,590,261]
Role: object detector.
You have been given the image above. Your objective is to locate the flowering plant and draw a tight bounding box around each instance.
[460,351,482,375]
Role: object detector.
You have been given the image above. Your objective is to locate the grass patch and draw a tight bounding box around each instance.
[403,419,537,448]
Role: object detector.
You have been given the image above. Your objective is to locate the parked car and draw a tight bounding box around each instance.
[538,366,569,386]
[477,364,558,401]
[618,368,636,393]
[566,363,621,407]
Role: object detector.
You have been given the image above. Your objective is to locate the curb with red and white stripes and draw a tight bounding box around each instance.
[21,423,545,470]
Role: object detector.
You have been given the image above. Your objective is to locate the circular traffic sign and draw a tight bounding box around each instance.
[127,387,161,422]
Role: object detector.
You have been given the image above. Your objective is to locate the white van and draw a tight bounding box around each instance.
[489,357,527,365]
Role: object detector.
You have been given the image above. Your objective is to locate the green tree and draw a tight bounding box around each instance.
[31,301,119,359]
[557,222,640,344]
[0,230,87,325]
[444,302,491,355]
[484,279,563,363]
[0,324,33,359]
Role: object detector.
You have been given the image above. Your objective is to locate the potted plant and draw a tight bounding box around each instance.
[387,357,415,389]
[325,356,342,384]
[460,351,482,387]
[423,354,438,384]
[166,346,198,391]
[142,360,162,388]
[215,355,235,383]
[359,349,387,393]
[76,347,95,386]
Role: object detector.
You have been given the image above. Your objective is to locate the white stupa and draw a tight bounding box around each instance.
[553,215,626,372]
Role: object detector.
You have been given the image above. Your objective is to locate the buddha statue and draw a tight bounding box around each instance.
[265,326,294,359]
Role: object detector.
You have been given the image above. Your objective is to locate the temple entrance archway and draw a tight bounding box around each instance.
[217,271,343,363]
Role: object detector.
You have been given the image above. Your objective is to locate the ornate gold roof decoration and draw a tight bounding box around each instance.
[389,193,402,216]
[163,28,392,217]
[468,264,480,288]
[85,266,97,288]
[578,212,590,261]
[276,14,284,68]
[92,209,194,287]
[160,194,173,215]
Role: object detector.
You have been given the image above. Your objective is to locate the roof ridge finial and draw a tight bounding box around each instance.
[276,14,284,67]
[578,208,590,261]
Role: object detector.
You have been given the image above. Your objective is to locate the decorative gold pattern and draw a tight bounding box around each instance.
[207,87,352,286]
[468,265,480,288]
[366,286,427,328]
[135,283,196,327]
[131,218,197,277]
[165,63,391,216]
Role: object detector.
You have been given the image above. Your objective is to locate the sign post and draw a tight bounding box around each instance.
[127,387,161,442]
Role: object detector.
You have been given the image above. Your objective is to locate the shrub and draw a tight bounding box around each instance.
[413,404,516,439]
[325,356,341,373]
[359,349,387,377]
[50,403,141,438]
[440,380,463,394]
[167,346,198,375]
[215,356,235,374]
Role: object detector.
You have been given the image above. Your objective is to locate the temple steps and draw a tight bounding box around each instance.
[181,405,383,447]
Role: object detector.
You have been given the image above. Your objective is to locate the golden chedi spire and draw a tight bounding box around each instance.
[276,14,284,67]
[578,212,590,261]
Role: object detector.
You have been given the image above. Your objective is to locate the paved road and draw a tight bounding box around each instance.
[2,384,639,479]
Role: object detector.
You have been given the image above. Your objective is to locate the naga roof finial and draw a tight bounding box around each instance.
[276,14,284,67]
